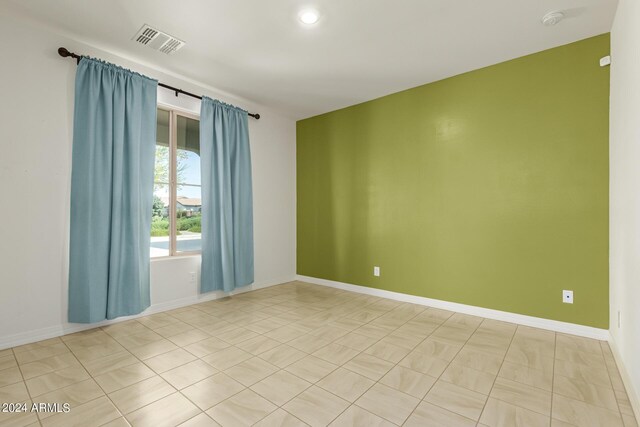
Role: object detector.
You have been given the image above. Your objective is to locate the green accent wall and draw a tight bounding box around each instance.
[296,34,610,328]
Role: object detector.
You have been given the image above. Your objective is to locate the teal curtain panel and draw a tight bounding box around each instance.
[200,97,254,293]
[68,57,158,323]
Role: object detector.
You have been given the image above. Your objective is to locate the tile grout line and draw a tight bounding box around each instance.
[0,288,554,425]
[1,283,622,427]
[7,290,298,426]
[320,305,435,426]
[8,295,484,426]
[110,286,358,424]
[244,297,427,425]
[381,312,486,426]
[554,338,627,419]
[12,288,340,423]
[225,298,431,425]
[488,328,557,419]
[90,296,285,424]
[58,335,129,427]
[70,310,202,424]
[117,298,297,424]
[185,287,351,425]
[474,320,519,425]
[11,345,43,427]
[601,340,628,422]
[372,320,453,425]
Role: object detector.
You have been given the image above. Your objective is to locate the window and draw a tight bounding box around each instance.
[151,107,202,257]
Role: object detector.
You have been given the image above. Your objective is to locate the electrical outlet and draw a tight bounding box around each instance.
[373,266,380,277]
[189,272,197,283]
[562,290,573,304]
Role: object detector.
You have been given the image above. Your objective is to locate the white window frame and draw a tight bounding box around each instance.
[154,104,201,258]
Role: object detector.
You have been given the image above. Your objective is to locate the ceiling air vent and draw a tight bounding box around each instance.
[132,24,185,54]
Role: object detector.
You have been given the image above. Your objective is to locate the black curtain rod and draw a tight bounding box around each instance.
[58,47,260,120]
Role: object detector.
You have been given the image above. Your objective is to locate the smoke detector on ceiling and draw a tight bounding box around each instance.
[132,24,185,54]
[542,11,565,26]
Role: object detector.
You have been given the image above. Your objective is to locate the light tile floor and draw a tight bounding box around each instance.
[0,281,637,427]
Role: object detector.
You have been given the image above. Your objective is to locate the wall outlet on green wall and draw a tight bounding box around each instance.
[373,266,380,277]
[563,290,574,304]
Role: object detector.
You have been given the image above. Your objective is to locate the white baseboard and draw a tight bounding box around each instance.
[0,276,294,350]
[608,337,640,422]
[296,275,610,341]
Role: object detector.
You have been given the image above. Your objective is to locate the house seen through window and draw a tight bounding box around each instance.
[151,107,202,257]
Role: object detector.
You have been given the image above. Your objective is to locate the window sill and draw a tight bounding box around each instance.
[151,253,201,262]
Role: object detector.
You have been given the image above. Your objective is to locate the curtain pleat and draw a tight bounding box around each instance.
[68,58,158,323]
[200,97,254,293]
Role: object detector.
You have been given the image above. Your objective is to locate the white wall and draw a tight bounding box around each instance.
[610,0,640,420]
[0,11,296,348]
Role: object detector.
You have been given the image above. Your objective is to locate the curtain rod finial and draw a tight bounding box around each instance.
[58,47,80,64]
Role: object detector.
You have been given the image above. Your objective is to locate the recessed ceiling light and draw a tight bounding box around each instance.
[542,11,564,26]
[299,10,319,25]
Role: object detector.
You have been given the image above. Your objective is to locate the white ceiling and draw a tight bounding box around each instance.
[7,0,617,119]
